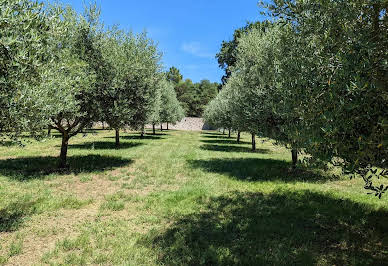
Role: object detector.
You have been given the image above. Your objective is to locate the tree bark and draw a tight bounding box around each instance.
[102,121,105,130]
[251,133,256,151]
[47,126,51,137]
[237,131,241,143]
[160,124,163,131]
[152,124,156,135]
[141,126,145,138]
[115,128,120,148]
[59,132,69,168]
[167,122,169,130]
[222,128,225,135]
[228,128,231,138]
[292,149,298,169]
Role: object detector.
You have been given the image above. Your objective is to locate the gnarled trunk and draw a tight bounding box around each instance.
[237,131,241,143]
[115,128,120,148]
[251,133,256,151]
[59,132,69,168]
[47,126,52,137]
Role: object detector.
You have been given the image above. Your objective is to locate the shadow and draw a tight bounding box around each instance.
[159,129,179,132]
[0,141,21,147]
[188,158,333,183]
[201,135,231,140]
[68,141,143,150]
[201,139,250,145]
[202,123,215,130]
[200,144,269,153]
[151,191,388,265]
[83,128,107,132]
[146,132,169,135]
[0,200,38,232]
[104,134,166,140]
[201,132,227,136]
[0,155,133,181]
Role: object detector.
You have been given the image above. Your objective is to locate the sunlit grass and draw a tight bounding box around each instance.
[0,129,387,265]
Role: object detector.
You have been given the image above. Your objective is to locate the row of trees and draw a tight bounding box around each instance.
[0,0,184,168]
[206,0,387,197]
[166,67,219,117]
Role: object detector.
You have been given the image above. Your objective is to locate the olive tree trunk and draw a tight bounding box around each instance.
[237,131,241,143]
[59,132,70,168]
[152,124,156,135]
[228,128,231,138]
[292,149,298,169]
[251,133,256,151]
[167,122,169,130]
[160,124,163,131]
[115,128,120,148]
[140,126,145,138]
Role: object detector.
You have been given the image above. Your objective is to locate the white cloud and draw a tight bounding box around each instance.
[181,42,214,58]
[185,64,200,70]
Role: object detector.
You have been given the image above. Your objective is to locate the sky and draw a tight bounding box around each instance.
[50,0,265,83]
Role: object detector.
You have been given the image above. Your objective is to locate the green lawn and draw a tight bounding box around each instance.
[0,130,387,265]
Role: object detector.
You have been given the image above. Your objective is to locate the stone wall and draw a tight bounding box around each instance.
[152,117,212,131]
[94,117,213,131]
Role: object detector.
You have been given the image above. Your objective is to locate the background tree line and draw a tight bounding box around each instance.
[0,0,184,168]
[206,0,387,197]
[166,66,219,117]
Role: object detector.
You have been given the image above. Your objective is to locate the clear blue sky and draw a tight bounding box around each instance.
[50,0,265,83]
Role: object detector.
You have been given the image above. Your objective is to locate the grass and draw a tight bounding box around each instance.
[0,129,387,265]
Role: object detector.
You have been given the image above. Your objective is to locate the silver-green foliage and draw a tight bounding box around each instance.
[101,28,162,132]
[160,79,185,125]
[208,0,387,195]
[0,0,51,137]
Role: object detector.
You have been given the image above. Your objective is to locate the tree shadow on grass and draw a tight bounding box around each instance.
[150,190,388,265]
[104,134,166,140]
[201,139,250,145]
[0,200,38,233]
[0,141,21,147]
[82,128,107,132]
[68,141,143,150]
[200,144,270,154]
[0,155,133,181]
[188,158,335,183]
[201,135,232,140]
[201,131,226,136]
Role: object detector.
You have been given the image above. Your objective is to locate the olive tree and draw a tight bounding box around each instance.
[203,87,234,138]
[0,0,51,139]
[147,77,162,135]
[159,79,185,131]
[124,33,162,134]
[262,0,387,196]
[231,23,304,166]
[99,29,162,145]
[42,4,104,168]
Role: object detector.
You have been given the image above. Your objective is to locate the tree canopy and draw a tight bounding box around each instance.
[207,0,387,197]
[166,67,218,117]
[0,1,179,167]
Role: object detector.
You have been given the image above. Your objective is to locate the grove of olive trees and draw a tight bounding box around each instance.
[0,0,184,167]
[205,0,387,197]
